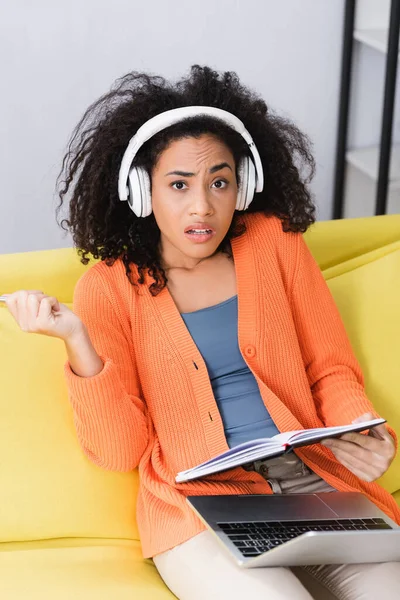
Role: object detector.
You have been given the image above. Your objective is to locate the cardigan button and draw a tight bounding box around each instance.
[244,345,256,358]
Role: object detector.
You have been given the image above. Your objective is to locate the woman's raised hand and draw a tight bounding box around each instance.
[3,290,84,342]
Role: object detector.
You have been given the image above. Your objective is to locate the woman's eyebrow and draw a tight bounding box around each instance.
[165,162,233,177]
[209,162,232,174]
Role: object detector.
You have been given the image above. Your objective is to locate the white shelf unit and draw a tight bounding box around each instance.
[346,145,400,190]
[353,28,390,53]
[342,0,400,217]
[344,147,400,218]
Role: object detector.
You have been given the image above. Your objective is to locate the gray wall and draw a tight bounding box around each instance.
[0,0,344,254]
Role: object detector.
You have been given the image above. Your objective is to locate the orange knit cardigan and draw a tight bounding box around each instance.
[64,212,400,558]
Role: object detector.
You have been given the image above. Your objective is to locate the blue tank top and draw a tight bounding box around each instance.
[181,295,280,447]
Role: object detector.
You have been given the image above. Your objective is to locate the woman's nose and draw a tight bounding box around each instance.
[189,187,213,216]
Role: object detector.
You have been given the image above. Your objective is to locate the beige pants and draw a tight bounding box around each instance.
[153,453,400,600]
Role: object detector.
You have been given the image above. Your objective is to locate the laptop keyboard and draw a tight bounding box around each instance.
[217,518,392,557]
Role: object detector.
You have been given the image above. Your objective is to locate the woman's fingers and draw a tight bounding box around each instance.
[37,297,60,327]
[333,431,388,454]
[322,437,369,458]
[322,435,394,482]
[326,441,388,470]
[352,411,394,444]
[328,450,378,482]
[27,293,42,323]
[369,423,394,443]
[16,291,46,331]
[4,289,83,341]
[6,290,50,332]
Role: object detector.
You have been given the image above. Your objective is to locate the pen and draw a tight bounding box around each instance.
[0,295,9,302]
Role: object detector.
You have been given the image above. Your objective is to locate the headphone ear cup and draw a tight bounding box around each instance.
[236,158,248,211]
[127,167,142,217]
[244,157,256,210]
[127,167,152,217]
[137,167,152,217]
[236,156,256,211]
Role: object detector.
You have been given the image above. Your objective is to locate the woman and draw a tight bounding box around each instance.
[4,65,400,599]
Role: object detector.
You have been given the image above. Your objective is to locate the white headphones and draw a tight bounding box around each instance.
[118,106,264,218]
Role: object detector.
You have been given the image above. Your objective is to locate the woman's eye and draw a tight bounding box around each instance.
[171,181,187,190]
[171,179,227,190]
[212,179,228,189]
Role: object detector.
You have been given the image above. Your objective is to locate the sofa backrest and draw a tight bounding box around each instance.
[0,214,399,543]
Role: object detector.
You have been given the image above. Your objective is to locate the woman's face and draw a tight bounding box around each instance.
[151,134,238,269]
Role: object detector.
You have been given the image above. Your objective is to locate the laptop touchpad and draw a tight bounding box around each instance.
[188,494,338,522]
[231,494,337,520]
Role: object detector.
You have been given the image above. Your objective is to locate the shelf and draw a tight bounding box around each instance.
[354,29,390,53]
[346,145,400,190]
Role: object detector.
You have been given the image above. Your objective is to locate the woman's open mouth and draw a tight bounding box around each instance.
[184,225,216,244]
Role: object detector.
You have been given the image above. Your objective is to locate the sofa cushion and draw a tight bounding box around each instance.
[304,213,400,270]
[0,540,173,599]
[324,241,400,495]
[0,304,139,543]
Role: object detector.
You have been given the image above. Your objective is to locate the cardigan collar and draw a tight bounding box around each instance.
[149,220,257,365]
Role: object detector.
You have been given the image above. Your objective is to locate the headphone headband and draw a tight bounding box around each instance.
[118,106,264,201]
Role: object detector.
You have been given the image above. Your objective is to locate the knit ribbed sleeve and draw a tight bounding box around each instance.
[63,268,148,472]
[290,233,384,427]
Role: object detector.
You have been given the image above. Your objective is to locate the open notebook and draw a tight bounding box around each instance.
[175,418,386,483]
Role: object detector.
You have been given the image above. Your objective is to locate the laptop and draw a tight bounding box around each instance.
[187,492,400,567]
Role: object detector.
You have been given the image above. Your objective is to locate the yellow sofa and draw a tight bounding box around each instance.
[0,214,399,599]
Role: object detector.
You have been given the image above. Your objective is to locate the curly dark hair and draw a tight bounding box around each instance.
[56,65,316,295]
